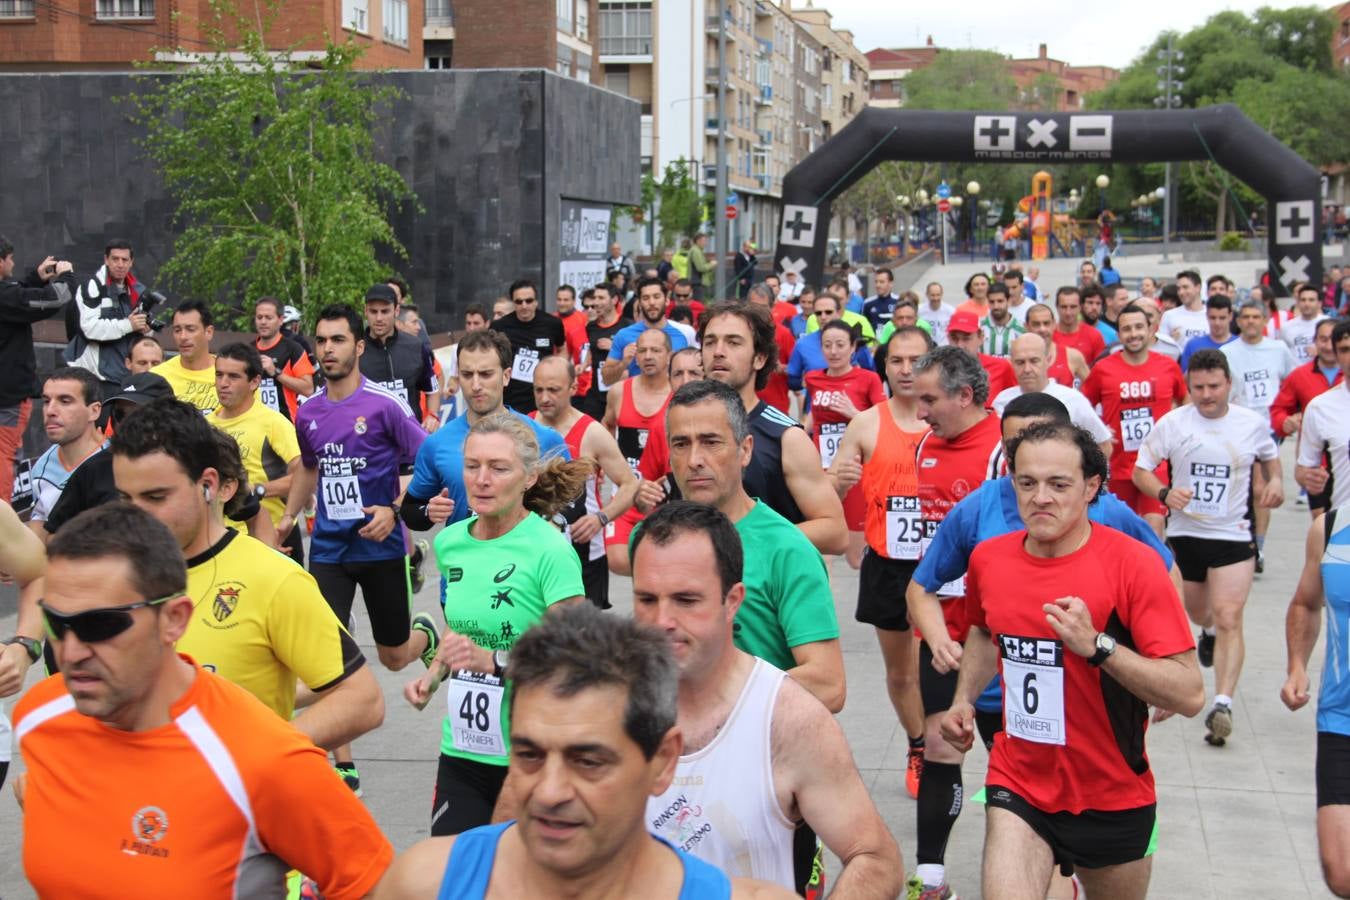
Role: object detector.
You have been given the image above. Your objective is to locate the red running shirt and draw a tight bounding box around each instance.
[979,353,1017,400]
[916,413,1003,641]
[965,526,1193,814]
[804,367,886,470]
[1053,326,1105,366]
[1080,351,1187,481]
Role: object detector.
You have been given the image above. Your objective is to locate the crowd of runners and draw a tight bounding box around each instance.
[1,235,1349,899]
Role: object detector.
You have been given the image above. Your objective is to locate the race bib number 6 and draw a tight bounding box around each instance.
[448,671,506,758]
[999,634,1066,746]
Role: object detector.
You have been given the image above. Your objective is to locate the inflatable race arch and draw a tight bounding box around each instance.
[772,105,1323,295]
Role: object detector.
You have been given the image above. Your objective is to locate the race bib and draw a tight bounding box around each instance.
[1242,368,1273,406]
[818,422,846,469]
[512,348,540,383]
[260,378,280,411]
[321,474,364,521]
[999,634,1066,746]
[1187,462,1231,517]
[921,521,965,597]
[1120,407,1154,452]
[885,496,923,560]
[448,671,506,758]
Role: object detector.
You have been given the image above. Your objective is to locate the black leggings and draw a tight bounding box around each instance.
[431,753,509,837]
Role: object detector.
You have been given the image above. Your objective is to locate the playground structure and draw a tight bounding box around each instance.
[999,171,1085,260]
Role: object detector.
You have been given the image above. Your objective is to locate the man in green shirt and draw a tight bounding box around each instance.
[688,233,717,302]
[663,378,843,713]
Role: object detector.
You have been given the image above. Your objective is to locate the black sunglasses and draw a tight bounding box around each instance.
[41,593,179,644]
[513,296,537,305]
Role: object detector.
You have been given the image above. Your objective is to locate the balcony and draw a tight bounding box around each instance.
[599,35,653,57]
[705,66,721,85]
[705,118,722,133]
[705,13,730,34]
[754,84,772,105]
[703,165,718,186]
[754,0,769,16]
[756,37,772,57]
[755,128,771,145]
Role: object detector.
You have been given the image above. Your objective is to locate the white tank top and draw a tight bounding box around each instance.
[645,658,795,888]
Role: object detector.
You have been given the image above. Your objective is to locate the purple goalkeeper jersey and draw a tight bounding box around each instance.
[296,377,427,563]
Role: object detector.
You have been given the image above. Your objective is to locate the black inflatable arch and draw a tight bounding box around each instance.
[772,104,1322,295]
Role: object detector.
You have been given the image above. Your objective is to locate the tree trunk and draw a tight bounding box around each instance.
[1214,188,1227,241]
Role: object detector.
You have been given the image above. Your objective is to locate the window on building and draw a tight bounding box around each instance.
[340,0,368,32]
[96,0,153,18]
[576,52,592,82]
[823,84,832,108]
[598,1,652,56]
[0,0,34,15]
[605,68,630,95]
[575,1,588,40]
[557,43,574,77]
[557,0,573,33]
[425,0,452,25]
[383,0,408,45]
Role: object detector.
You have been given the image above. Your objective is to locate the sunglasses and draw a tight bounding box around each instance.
[41,592,179,644]
[513,297,537,305]
[673,292,693,299]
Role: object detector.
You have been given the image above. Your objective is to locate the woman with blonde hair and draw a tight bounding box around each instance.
[404,411,591,837]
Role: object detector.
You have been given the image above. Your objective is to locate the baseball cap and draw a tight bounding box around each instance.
[365,284,399,305]
[948,311,981,334]
[108,372,174,406]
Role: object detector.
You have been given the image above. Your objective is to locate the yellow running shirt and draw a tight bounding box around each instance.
[182,529,362,719]
[152,355,219,413]
[208,402,302,526]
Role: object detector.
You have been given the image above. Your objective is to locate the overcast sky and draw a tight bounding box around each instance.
[818,0,1307,70]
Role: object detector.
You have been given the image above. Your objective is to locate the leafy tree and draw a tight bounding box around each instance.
[129,0,419,327]
[642,159,710,251]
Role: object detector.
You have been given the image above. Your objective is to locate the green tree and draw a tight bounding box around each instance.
[129,0,419,327]
[1089,7,1350,235]
[642,159,710,251]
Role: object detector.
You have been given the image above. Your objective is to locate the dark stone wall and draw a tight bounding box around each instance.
[0,68,640,334]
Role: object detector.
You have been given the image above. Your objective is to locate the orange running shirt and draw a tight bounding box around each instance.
[861,402,929,558]
[14,658,392,900]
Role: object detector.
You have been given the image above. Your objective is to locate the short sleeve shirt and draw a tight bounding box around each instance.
[295,378,427,562]
[152,356,219,413]
[1222,338,1296,414]
[607,322,690,376]
[965,526,1193,814]
[1136,404,1278,541]
[207,402,302,526]
[733,501,840,670]
[1080,352,1187,481]
[254,335,315,421]
[491,312,566,411]
[434,513,583,764]
[1298,385,1350,510]
[803,367,886,468]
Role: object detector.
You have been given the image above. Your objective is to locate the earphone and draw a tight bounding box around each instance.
[203,486,212,502]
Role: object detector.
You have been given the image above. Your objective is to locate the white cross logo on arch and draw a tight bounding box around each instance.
[1026,119,1058,148]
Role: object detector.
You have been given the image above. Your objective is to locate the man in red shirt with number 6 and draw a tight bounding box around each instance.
[1080,303,1187,538]
[940,422,1202,900]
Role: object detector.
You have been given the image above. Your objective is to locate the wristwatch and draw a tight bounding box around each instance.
[1157,487,1171,505]
[1087,632,1117,667]
[4,636,41,664]
[492,649,510,679]
[252,484,267,501]
[388,503,402,522]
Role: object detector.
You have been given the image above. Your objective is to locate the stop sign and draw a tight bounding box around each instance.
[725,205,738,220]
[937,198,951,213]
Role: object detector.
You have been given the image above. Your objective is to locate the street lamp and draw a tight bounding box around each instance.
[967,181,981,261]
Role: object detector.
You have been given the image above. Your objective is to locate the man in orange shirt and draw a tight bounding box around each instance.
[13,502,393,900]
[954,272,991,320]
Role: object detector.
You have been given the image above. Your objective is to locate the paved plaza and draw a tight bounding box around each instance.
[0,251,1345,898]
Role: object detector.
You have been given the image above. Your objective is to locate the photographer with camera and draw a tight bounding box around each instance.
[65,238,155,401]
[0,235,76,503]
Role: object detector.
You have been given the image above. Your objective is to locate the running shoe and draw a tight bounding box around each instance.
[906,875,956,900]
[1296,490,1308,506]
[335,763,362,797]
[1196,631,1215,668]
[905,746,924,799]
[1255,550,1265,574]
[1204,704,1232,747]
[412,612,441,669]
[409,540,430,594]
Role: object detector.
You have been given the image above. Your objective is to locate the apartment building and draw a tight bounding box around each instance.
[430,0,600,80]
[597,0,865,253]
[0,0,422,69]
[865,39,1117,111]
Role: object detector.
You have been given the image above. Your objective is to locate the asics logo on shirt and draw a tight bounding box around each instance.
[493,564,517,583]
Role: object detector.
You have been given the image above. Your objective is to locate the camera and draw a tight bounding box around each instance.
[139,290,172,333]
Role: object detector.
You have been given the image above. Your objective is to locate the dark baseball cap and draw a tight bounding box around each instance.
[108,372,174,406]
[365,284,399,305]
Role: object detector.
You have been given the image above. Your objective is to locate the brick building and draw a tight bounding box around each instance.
[0,0,422,69]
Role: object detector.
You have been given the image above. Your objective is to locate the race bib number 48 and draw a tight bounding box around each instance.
[999,634,1066,746]
[448,671,506,758]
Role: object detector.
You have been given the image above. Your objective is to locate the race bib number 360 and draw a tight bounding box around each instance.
[448,671,506,758]
[999,634,1066,746]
